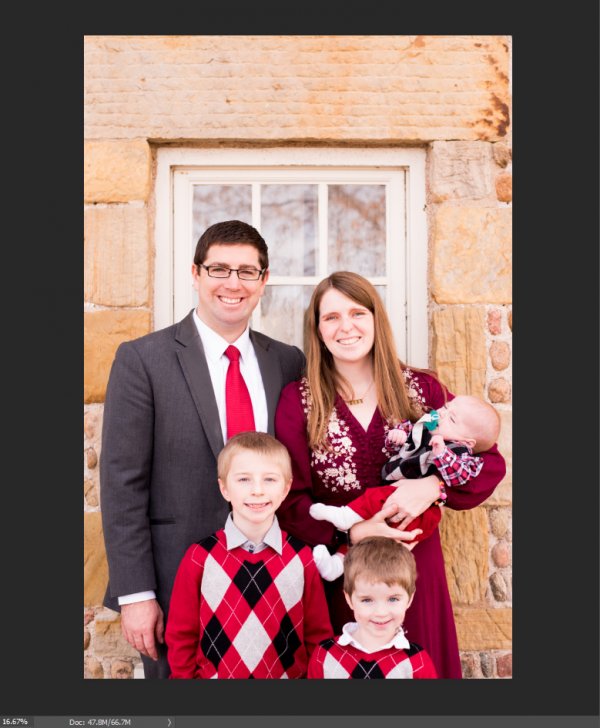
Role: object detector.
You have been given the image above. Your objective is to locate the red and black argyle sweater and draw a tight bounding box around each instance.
[166,528,333,679]
[308,637,438,679]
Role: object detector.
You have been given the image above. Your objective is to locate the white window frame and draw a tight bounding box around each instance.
[155,147,428,368]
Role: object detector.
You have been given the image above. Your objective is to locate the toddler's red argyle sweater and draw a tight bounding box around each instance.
[307,637,438,679]
[166,528,333,678]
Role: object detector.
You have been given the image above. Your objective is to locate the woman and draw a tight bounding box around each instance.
[274,272,506,678]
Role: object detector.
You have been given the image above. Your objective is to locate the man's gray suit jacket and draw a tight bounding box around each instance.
[100,310,306,618]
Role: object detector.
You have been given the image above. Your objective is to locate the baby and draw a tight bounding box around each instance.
[311,395,501,580]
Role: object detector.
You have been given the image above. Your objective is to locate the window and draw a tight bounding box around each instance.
[155,148,428,367]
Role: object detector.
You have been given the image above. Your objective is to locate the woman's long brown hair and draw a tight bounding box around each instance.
[305,272,441,450]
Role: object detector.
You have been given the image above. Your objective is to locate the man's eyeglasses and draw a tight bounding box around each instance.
[198,264,267,281]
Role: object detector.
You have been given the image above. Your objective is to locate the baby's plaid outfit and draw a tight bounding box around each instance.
[382,419,483,487]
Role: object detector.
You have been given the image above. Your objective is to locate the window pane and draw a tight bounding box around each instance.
[328,185,386,276]
[261,185,318,276]
[374,285,386,309]
[255,286,316,352]
[192,185,252,243]
[192,185,252,309]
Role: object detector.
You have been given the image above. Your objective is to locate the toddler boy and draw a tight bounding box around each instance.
[308,536,437,678]
[166,431,333,678]
[311,396,501,580]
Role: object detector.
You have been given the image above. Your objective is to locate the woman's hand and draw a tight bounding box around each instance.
[383,475,441,530]
[349,503,423,549]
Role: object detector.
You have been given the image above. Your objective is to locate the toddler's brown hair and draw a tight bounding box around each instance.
[343,536,417,598]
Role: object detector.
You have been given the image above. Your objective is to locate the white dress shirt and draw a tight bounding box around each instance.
[338,622,411,653]
[118,310,269,606]
[223,512,283,555]
[192,310,268,439]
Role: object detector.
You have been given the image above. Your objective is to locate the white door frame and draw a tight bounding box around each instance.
[155,146,428,368]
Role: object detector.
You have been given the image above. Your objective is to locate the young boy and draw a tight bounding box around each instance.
[311,395,501,580]
[308,537,437,679]
[166,431,333,678]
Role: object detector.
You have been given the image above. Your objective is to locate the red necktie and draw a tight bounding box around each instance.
[225,345,256,440]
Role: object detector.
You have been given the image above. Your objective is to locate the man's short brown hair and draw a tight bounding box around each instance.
[194,220,269,272]
[343,537,418,598]
[217,431,292,484]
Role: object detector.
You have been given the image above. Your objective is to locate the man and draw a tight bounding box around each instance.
[100,220,306,678]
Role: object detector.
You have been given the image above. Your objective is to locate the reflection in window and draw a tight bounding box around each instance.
[374,285,386,308]
[328,185,386,277]
[192,185,252,244]
[261,185,318,276]
[256,286,316,351]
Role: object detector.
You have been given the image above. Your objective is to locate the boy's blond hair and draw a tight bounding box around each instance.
[217,431,292,483]
[343,537,417,598]
[460,396,501,453]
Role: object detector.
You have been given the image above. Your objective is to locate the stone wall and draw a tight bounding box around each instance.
[84,35,512,678]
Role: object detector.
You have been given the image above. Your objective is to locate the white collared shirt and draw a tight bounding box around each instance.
[223,512,283,555]
[193,309,269,442]
[118,309,269,607]
[338,622,411,653]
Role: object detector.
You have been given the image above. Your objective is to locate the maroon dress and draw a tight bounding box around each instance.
[275,369,506,679]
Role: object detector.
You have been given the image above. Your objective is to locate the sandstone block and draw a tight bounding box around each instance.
[507,310,512,331]
[479,651,494,677]
[84,141,151,203]
[490,341,510,370]
[94,617,140,658]
[495,173,512,202]
[86,448,98,470]
[488,507,510,538]
[489,572,507,602]
[482,410,512,506]
[84,631,91,650]
[432,207,512,304]
[493,144,510,168]
[432,307,486,398]
[84,36,509,142]
[85,480,99,508]
[491,542,511,568]
[431,142,492,201]
[439,507,488,605]
[484,481,512,507]
[84,310,151,403]
[496,652,512,677]
[84,206,150,307]
[84,513,109,607]
[487,309,502,335]
[488,378,511,403]
[84,655,104,679]
[111,659,134,679]
[453,607,512,651]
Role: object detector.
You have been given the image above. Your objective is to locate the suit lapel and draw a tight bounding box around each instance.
[176,311,224,460]
[250,329,281,436]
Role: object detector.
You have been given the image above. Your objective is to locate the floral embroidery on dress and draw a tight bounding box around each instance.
[381,421,393,457]
[298,378,360,493]
[403,369,427,418]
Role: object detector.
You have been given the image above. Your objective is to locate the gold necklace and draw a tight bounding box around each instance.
[345,380,374,406]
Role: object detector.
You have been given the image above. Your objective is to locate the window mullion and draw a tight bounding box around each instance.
[252,183,261,231]
[318,183,328,279]
[252,182,262,330]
